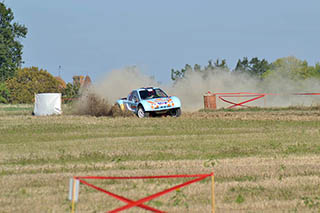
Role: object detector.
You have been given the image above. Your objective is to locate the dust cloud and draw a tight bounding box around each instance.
[89,66,320,111]
[92,66,159,103]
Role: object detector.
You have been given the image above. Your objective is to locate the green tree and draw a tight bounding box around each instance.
[62,82,80,102]
[235,57,249,73]
[0,82,10,103]
[194,64,201,72]
[311,63,320,78]
[262,56,317,80]
[205,60,215,70]
[171,64,192,81]
[235,57,270,77]
[6,67,60,103]
[0,3,28,82]
[212,59,228,69]
[171,59,229,82]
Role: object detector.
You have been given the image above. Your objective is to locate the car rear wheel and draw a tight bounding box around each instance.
[169,108,181,117]
[137,106,149,118]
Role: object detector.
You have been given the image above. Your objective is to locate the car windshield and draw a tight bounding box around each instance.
[139,88,168,100]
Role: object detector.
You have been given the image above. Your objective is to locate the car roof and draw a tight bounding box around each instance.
[137,87,160,91]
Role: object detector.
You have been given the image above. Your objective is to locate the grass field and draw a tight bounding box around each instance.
[1,104,320,212]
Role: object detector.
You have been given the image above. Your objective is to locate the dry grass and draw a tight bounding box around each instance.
[0,106,320,212]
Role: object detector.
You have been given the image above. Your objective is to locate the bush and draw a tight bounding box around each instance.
[62,83,80,103]
[0,82,10,103]
[6,67,61,103]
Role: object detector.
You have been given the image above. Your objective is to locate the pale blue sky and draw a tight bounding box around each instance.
[5,0,320,83]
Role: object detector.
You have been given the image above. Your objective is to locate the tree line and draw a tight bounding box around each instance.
[171,57,320,82]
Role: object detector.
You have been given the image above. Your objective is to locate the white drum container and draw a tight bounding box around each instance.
[34,93,62,116]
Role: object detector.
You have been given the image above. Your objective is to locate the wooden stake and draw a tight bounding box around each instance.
[211,173,215,213]
[71,178,76,213]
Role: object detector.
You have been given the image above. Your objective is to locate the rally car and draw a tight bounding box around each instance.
[116,87,181,118]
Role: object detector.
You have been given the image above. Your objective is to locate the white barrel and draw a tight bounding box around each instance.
[34,93,62,116]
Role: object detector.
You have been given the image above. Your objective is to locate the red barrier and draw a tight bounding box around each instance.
[75,173,213,213]
[212,92,320,109]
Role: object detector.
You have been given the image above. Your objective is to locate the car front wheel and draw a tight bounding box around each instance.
[137,106,149,118]
[169,108,181,117]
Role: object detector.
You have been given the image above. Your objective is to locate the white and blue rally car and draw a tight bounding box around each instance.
[116,87,181,118]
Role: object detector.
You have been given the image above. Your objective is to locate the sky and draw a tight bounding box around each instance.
[4,0,320,84]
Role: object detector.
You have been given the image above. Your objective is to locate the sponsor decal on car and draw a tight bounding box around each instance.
[148,98,174,109]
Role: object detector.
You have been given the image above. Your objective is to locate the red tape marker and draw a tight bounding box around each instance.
[218,94,265,108]
[78,179,164,212]
[75,173,213,213]
[108,174,211,213]
[76,174,210,180]
[213,92,320,108]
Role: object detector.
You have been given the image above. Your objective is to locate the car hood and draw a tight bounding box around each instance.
[146,97,173,105]
[142,96,181,110]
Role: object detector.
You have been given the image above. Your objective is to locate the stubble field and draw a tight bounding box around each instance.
[0,105,320,212]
